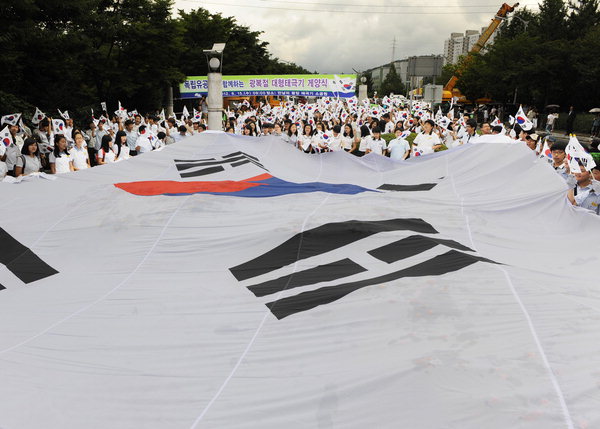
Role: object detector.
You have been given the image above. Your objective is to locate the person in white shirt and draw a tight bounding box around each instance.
[172,125,190,143]
[365,127,386,155]
[71,131,90,170]
[357,125,371,156]
[387,128,411,161]
[146,116,159,135]
[341,124,359,154]
[282,123,299,147]
[95,120,108,151]
[154,132,167,150]
[14,137,42,176]
[64,118,75,147]
[34,119,53,157]
[413,120,442,155]
[113,131,130,160]
[327,125,343,151]
[298,124,315,153]
[135,125,154,154]
[49,135,74,174]
[96,135,117,164]
[460,119,480,144]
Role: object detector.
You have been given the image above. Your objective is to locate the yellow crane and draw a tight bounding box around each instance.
[443,2,519,102]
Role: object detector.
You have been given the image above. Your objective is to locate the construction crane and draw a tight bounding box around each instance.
[444,2,519,101]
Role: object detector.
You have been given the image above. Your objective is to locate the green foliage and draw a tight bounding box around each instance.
[457,0,600,110]
[0,0,311,116]
[381,133,396,144]
[439,63,459,86]
[379,64,406,97]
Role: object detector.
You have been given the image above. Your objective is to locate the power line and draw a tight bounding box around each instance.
[253,0,536,8]
[182,1,534,14]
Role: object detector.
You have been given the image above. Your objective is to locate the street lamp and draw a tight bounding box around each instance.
[202,43,226,130]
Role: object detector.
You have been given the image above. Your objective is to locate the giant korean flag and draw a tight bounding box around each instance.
[1,133,599,429]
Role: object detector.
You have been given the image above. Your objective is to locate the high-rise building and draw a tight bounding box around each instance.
[443,28,496,65]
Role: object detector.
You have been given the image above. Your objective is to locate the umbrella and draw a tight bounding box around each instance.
[589,108,600,113]
[545,104,560,109]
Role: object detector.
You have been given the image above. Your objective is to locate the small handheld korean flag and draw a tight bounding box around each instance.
[0,125,12,147]
[566,135,596,173]
[515,106,533,131]
[58,109,70,120]
[159,109,166,123]
[193,108,202,122]
[491,117,502,127]
[539,137,552,160]
[412,145,424,157]
[182,105,190,119]
[31,107,46,125]
[115,101,127,119]
[52,119,66,135]
[1,113,21,126]
[101,101,107,112]
[437,116,451,129]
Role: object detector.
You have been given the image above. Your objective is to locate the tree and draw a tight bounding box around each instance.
[379,64,406,97]
[568,0,600,36]
[0,0,312,122]
[455,0,600,110]
[534,0,569,40]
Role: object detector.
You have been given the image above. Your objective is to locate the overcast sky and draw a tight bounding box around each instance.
[174,0,538,74]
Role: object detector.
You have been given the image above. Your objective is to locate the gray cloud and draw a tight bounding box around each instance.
[175,1,537,73]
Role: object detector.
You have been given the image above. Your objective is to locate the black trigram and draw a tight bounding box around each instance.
[376,177,444,192]
[174,151,267,178]
[0,227,58,291]
[229,218,497,319]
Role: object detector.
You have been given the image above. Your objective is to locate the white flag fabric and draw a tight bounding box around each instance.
[1,113,21,126]
[193,108,202,122]
[540,137,553,160]
[515,106,534,131]
[566,135,596,172]
[52,118,67,136]
[115,101,127,119]
[0,125,12,147]
[31,107,46,125]
[101,101,107,112]
[0,134,599,428]
[57,109,70,120]
[182,105,190,119]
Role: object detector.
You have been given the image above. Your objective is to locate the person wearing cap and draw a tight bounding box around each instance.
[568,165,600,214]
[525,133,539,151]
[567,162,593,199]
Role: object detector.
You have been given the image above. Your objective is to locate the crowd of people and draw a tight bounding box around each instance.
[1,96,598,215]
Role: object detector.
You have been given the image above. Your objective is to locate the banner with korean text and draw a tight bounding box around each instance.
[179,74,357,99]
